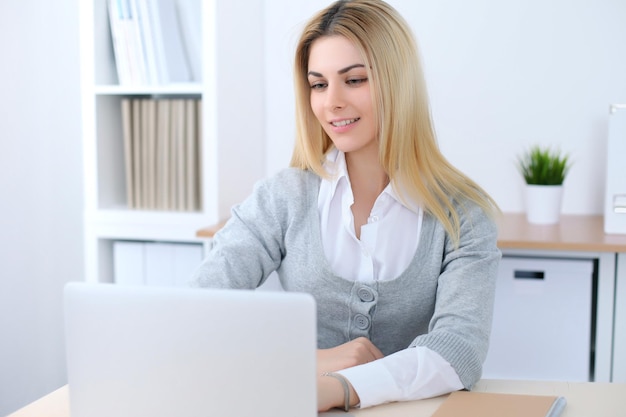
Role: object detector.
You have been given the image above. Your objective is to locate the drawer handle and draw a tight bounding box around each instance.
[514,270,544,280]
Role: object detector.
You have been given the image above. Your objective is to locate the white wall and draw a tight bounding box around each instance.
[0,1,83,415]
[1,0,625,414]
[264,0,626,214]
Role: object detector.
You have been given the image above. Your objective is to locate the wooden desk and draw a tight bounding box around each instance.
[197,213,626,250]
[196,219,227,239]
[496,213,626,252]
[9,380,626,417]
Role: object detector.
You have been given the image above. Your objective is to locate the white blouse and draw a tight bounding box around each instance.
[318,149,463,408]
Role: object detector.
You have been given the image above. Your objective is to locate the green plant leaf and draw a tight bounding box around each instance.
[517,145,571,185]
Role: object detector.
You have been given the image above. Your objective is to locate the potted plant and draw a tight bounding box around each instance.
[517,145,571,224]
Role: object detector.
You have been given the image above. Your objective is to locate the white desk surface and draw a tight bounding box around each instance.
[9,379,626,417]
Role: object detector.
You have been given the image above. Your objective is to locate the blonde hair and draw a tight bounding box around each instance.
[290,0,499,243]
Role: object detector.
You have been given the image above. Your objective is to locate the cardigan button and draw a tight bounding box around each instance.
[354,314,370,330]
[357,287,375,302]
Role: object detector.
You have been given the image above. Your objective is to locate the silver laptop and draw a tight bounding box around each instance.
[64,282,318,417]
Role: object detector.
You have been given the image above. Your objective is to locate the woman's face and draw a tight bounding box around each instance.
[307,36,377,156]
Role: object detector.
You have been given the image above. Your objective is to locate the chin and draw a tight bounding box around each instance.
[330,140,375,156]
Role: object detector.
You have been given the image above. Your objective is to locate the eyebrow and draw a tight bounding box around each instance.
[307,63,366,77]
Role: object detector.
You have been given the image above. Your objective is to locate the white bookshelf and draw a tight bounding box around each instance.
[79,0,266,283]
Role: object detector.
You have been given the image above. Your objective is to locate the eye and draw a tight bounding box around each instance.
[309,81,327,90]
[346,77,367,86]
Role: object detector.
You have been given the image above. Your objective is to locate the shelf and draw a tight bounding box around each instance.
[87,209,210,242]
[93,84,203,96]
[81,0,266,283]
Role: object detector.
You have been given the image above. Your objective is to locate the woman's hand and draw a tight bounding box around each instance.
[316,338,384,411]
[317,372,360,412]
[317,337,384,374]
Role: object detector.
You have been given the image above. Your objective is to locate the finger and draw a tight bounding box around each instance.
[368,343,384,360]
[354,337,384,361]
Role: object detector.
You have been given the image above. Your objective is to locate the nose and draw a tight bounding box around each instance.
[325,83,345,111]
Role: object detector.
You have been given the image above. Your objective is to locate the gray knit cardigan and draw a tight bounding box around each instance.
[190,168,501,389]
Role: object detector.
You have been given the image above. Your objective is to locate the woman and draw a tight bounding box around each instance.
[191,0,501,412]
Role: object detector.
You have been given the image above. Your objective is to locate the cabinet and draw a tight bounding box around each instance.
[113,240,203,287]
[79,0,266,283]
[496,213,626,383]
[483,256,594,381]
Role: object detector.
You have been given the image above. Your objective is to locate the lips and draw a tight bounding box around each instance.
[331,117,360,127]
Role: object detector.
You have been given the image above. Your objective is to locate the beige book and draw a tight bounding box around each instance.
[140,99,151,209]
[168,99,184,211]
[156,99,171,211]
[145,99,157,210]
[185,99,197,211]
[121,98,134,209]
[196,100,203,210]
[175,99,187,211]
[132,99,143,209]
[431,391,566,417]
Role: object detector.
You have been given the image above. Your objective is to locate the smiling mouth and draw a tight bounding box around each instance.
[331,118,360,127]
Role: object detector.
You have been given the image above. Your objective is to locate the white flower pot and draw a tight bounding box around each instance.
[525,184,564,224]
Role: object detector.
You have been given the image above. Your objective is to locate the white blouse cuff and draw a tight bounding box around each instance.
[337,346,464,409]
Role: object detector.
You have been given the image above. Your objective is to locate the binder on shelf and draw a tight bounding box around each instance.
[134,0,160,85]
[126,0,149,85]
[119,98,202,212]
[431,391,566,417]
[108,0,195,85]
[185,99,198,211]
[131,99,143,209]
[140,99,149,209]
[152,0,192,83]
[176,0,202,82]
[156,100,171,210]
[121,99,134,208]
[144,99,157,210]
[173,99,187,211]
[167,100,177,211]
[196,100,203,208]
[107,0,147,85]
[107,0,133,85]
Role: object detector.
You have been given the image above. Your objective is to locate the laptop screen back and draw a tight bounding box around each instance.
[64,283,317,417]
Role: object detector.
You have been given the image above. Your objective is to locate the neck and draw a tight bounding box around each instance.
[345,150,389,195]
